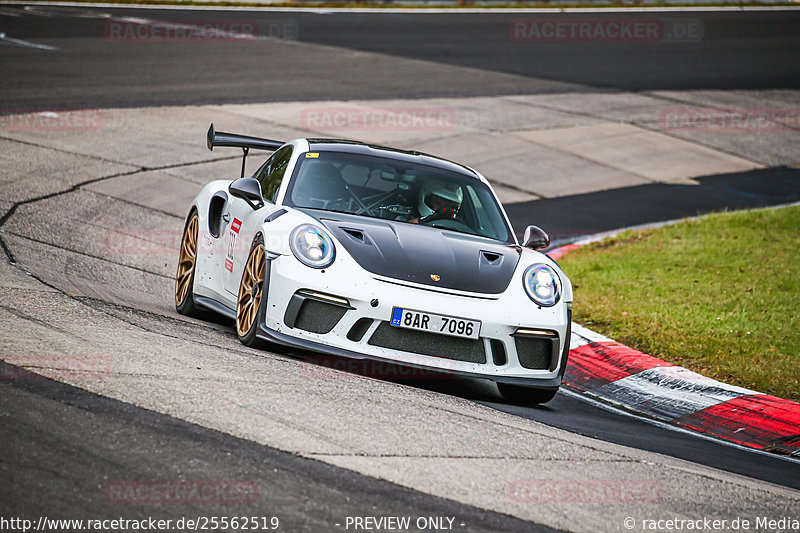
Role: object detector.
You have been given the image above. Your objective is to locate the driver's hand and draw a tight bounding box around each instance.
[419,207,458,224]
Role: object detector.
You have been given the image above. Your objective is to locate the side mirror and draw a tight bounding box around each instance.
[522,225,550,250]
[229,178,264,210]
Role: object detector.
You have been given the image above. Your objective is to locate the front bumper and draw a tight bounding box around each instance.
[259,254,571,388]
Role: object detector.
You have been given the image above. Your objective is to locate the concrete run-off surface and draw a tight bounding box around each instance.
[1,90,799,531]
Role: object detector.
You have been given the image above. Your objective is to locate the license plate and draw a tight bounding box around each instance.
[390,307,481,340]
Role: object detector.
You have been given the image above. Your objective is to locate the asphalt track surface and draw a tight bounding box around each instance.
[0,369,549,532]
[2,3,800,529]
[0,5,798,108]
[509,166,800,246]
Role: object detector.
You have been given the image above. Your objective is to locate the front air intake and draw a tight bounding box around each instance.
[294,299,347,334]
[284,290,351,334]
[513,329,560,370]
[368,322,486,364]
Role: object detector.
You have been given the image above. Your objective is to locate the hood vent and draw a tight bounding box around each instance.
[342,227,367,243]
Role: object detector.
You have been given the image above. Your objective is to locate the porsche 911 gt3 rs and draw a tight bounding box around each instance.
[175,124,573,404]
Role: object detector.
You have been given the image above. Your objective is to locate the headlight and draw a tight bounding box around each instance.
[523,264,561,307]
[289,224,335,268]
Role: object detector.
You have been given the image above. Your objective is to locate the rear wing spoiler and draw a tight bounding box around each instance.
[206,123,285,178]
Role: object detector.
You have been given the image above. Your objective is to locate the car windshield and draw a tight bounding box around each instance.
[285,150,513,243]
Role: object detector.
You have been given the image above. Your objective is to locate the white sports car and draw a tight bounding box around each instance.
[175,124,573,404]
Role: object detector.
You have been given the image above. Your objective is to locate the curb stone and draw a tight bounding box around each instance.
[550,229,800,457]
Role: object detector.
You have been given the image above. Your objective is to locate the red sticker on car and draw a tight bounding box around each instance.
[225,218,241,272]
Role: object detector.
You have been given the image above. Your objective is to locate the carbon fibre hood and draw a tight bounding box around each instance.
[306,211,520,294]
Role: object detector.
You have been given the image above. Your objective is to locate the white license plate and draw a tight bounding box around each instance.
[390,307,481,340]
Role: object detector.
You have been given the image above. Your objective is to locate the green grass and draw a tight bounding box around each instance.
[560,206,800,401]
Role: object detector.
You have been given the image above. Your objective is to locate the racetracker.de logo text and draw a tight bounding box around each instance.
[509,18,703,43]
[104,19,298,42]
[661,108,800,131]
[301,107,460,131]
[0,109,102,131]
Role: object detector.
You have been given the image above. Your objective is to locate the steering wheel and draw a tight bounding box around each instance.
[293,193,348,211]
[430,218,473,233]
[419,207,458,225]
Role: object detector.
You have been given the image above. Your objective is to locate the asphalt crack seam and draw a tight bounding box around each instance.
[9,187,184,256]
[0,150,273,361]
[642,91,800,134]
[509,130,662,185]
[74,297,306,365]
[504,95,767,167]
[4,230,174,280]
[0,456,72,482]
[0,149,238,265]
[75,296,256,357]
[304,452,632,462]
[488,177,546,200]
[0,284,286,377]
[400,402,633,458]
[0,303,84,339]
[0,134,138,169]
[82,188,183,220]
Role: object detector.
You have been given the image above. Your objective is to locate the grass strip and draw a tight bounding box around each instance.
[560,205,799,401]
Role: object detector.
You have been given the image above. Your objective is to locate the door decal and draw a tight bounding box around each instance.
[224,217,242,272]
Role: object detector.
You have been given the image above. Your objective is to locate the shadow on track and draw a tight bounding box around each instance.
[504,166,800,246]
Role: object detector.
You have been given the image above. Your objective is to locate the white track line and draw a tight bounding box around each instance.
[0,32,59,50]
[108,16,264,40]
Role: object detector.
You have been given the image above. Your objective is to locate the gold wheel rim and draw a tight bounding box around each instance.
[236,242,265,338]
[175,214,198,307]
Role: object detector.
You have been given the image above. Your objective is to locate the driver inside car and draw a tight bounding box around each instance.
[407,180,463,224]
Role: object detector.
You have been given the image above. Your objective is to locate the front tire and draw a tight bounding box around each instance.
[497,383,558,405]
[175,211,199,316]
[236,234,268,348]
